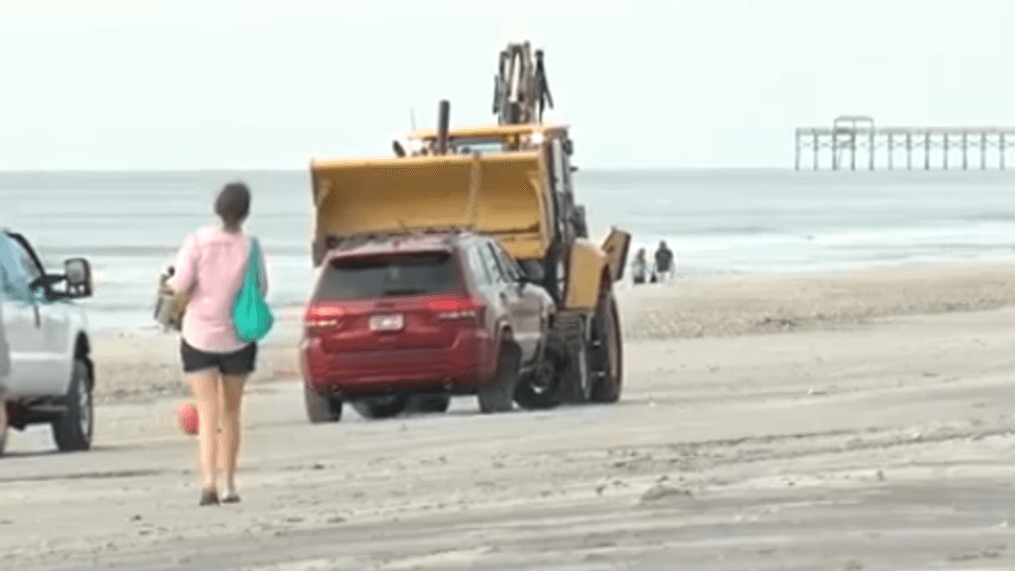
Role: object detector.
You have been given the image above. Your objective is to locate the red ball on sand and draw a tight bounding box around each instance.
[177,402,199,435]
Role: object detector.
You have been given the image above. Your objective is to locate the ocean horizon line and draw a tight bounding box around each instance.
[0,166,803,175]
[4,166,1014,177]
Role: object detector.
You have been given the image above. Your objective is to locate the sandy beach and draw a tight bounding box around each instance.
[2,260,1015,570]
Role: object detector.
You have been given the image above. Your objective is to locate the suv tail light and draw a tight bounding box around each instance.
[427,296,484,322]
[304,303,347,335]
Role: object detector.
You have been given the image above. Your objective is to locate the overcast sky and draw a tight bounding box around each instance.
[0,0,1011,170]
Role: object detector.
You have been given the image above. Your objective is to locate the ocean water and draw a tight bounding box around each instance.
[1,168,1013,332]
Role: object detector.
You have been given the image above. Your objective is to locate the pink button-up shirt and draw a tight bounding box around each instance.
[169,226,268,353]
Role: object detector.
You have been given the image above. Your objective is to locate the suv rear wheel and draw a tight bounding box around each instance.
[304,383,343,423]
[53,359,93,452]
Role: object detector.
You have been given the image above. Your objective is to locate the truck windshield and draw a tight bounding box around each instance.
[313,251,462,300]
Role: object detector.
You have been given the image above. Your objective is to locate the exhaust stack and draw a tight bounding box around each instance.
[437,100,450,155]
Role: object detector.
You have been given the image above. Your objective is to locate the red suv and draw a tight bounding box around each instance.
[300,231,555,421]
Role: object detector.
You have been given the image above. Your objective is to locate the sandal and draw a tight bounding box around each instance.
[199,487,220,506]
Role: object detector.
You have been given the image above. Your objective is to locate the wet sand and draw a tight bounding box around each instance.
[2,261,1015,570]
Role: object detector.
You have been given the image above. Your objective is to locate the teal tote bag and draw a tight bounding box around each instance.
[233,237,274,342]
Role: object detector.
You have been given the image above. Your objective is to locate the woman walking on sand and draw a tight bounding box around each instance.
[167,182,269,506]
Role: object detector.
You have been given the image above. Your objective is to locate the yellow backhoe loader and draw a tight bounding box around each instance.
[308,41,631,407]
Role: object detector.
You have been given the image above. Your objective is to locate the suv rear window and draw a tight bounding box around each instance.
[313,251,463,300]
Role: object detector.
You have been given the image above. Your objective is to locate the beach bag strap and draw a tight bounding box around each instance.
[251,238,266,294]
[233,237,274,342]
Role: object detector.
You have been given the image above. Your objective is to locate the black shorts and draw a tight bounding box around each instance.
[181,339,257,375]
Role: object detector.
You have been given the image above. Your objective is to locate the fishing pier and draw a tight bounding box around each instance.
[795,116,1015,170]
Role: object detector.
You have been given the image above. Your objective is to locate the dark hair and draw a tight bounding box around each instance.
[215,182,251,227]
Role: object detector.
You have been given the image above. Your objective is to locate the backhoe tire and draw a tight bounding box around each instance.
[514,334,568,410]
[305,383,343,423]
[590,288,623,403]
[478,342,520,414]
[52,359,93,452]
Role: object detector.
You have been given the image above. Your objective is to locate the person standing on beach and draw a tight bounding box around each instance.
[167,182,268,506]
[654,240,674,282]
[631,248,648,285]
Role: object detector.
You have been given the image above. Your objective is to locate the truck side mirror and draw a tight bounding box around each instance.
[64,258,93,298]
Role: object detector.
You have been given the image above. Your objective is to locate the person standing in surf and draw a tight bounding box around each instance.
[167,182,268,506]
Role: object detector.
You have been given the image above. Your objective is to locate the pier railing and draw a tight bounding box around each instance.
[795,116,1015,170]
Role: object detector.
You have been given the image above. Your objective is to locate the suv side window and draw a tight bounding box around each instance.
[478,242,506,283]
[0,235,34,302]
[465,244,491,285]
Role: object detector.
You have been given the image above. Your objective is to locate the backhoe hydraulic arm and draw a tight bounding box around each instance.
[493,41,553,125]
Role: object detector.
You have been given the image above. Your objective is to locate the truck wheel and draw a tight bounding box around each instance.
[514,334,567,410]
[304,383,342,423]
[352,394,409,419]
[590,289,623,403]
[406,394,451,414]
[478,342,520,413]
[52,359,93,452]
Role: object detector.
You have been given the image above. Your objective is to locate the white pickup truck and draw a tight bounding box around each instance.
[0,229,95,456]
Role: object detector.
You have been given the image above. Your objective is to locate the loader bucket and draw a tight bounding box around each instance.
[600,227,632,282]
[310,152,553,260]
